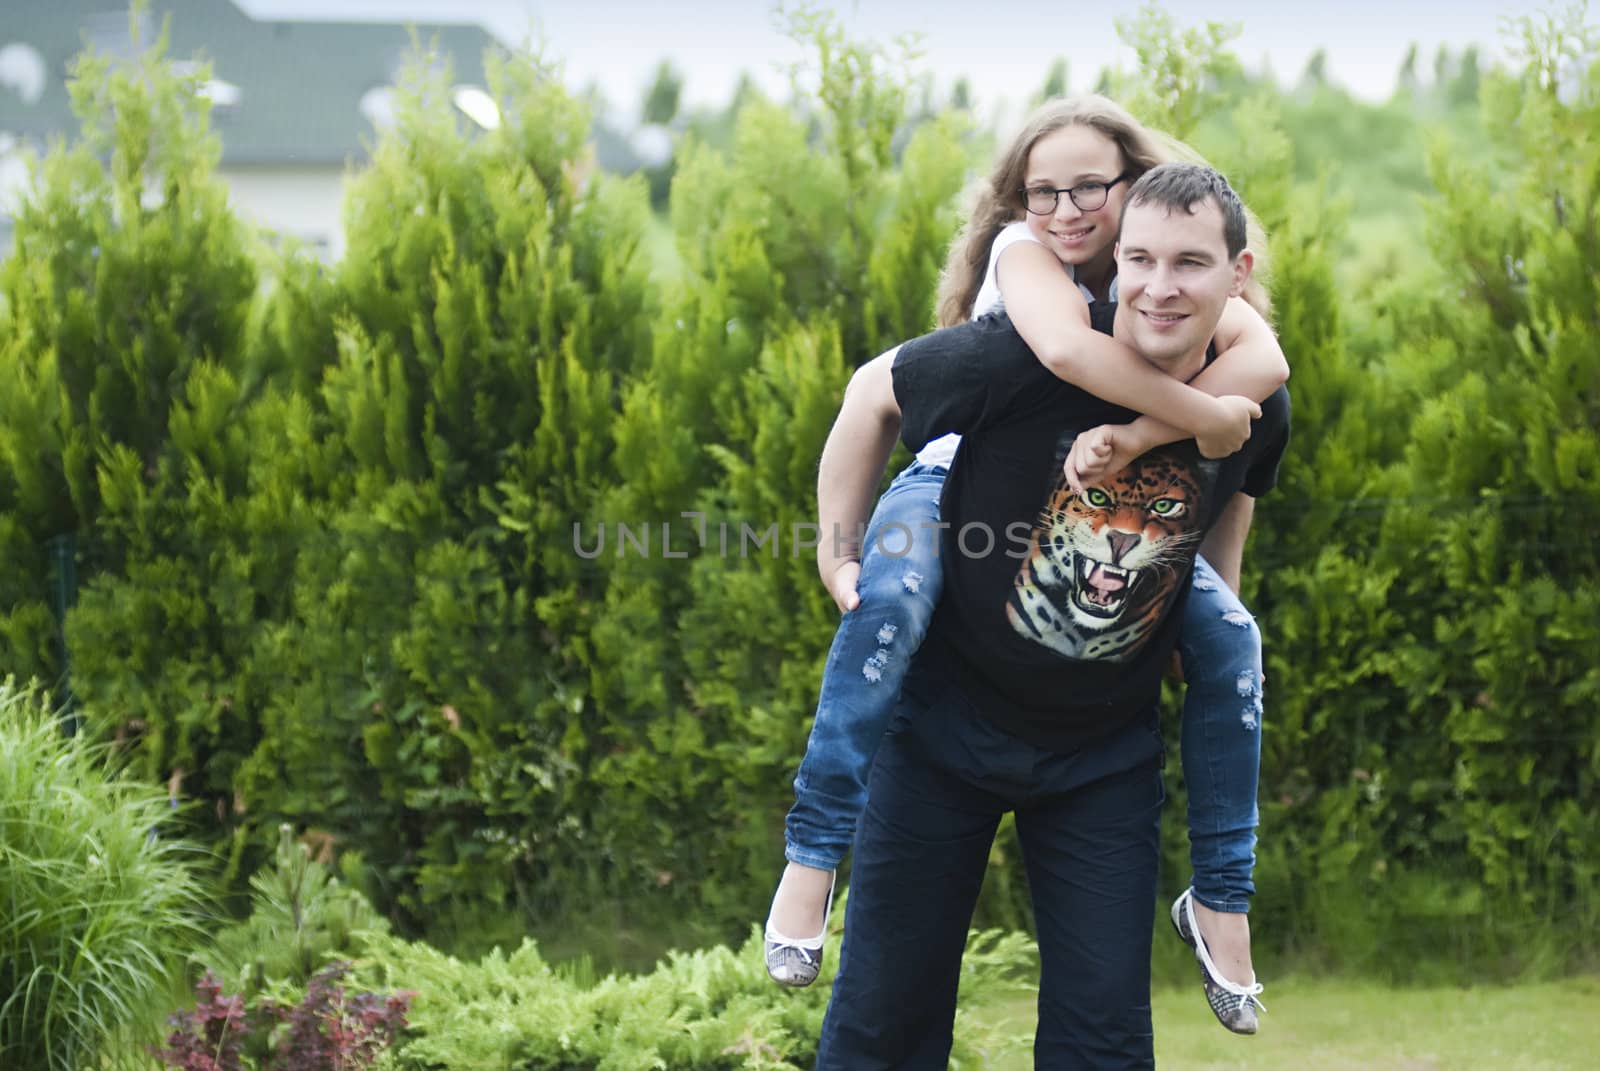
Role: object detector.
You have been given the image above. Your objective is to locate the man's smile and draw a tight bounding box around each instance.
[1137,308,1190,329]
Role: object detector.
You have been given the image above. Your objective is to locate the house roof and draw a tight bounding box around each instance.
[0,0,498,166]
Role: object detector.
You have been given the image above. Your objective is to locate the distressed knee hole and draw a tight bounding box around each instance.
[1240,688,1263,730]
[862,648,892,683]
[901,570,925,595]
[876,623,898,645]
[1192,576,1219,593]
[1237,671,1264,731]
[1221,609,1254,629]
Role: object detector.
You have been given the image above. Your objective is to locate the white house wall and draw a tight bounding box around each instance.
[220,165,347,261]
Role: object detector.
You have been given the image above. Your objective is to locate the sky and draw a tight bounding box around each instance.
[240,0,1528,124]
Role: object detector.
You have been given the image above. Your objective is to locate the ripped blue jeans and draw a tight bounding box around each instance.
[1177,555,1262,914]
[786,461,946,873]
[784,461,1263,915]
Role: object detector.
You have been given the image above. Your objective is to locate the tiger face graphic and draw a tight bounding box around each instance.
[1007,448,1215,662]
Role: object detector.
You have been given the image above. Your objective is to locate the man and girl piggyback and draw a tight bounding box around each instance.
[758,95,1292,1069]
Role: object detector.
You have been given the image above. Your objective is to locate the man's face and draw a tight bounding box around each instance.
[1113,199,1251,374]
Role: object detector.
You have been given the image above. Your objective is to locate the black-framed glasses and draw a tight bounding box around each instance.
[1020,172,1131,215]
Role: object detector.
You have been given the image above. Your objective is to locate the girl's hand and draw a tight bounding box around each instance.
[825,559,862,614]
[1195,395,1261,459]
[1064,423,1140,492]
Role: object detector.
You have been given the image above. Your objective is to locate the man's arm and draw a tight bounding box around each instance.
[817,347,902,612]
[1197,493,1255,595]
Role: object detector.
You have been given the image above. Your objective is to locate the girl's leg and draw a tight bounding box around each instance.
[1176,555,1263,992]
[769,463,947,945]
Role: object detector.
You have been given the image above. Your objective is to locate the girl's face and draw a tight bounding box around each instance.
[1020,124,1129,275]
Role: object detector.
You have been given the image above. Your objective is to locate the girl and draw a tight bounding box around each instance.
[766,96,1285,1035]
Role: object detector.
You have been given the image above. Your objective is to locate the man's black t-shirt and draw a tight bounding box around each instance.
[889,302,1290,753]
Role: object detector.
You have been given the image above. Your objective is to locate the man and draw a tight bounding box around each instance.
[812,163,1291,1069]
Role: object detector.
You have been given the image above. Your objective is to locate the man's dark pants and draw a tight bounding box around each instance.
[815,657,1165,1070]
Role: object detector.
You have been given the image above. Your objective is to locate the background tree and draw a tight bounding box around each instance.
[1300,48,1329,90]
[0,18,257,700]
[638,59,685,208]
[1034,57,1069,105]
[1396,42,1422,98]
[950,76,973,111]
[1109,0,1244,139]
[576,5,972,937]
[642,59,685,126]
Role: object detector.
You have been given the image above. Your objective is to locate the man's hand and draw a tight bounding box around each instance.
[824,559,862,613]
[1195,395,1261,459]
[1064,424,1143,492]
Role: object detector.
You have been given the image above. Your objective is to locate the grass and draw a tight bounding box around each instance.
[985,975,1600,1070]
[0,683,209,1070]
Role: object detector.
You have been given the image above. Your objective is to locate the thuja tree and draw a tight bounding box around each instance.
[217,47,660,926]
[1242,9,1600,975]
[574,9,971,926]
[0,21,358,894]
[1107,2,1246,143]
[1355,9,1597,970]
[0,21,258,739]
[13,26,660,925]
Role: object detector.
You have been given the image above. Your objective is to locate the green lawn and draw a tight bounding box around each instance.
[986,976,1600,1070]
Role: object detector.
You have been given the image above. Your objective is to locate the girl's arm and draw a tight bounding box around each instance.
[1081,296,1289,462]
[997,242,1258,458]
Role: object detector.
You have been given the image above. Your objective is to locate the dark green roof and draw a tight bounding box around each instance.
[0,1,498,165]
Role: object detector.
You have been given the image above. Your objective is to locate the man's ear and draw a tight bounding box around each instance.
[1229,248,1255,296]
